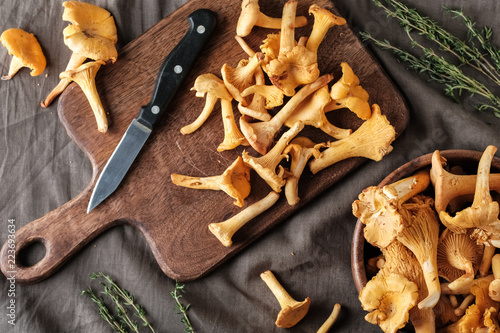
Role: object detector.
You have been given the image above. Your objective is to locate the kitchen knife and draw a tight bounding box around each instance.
[87,9,217,213]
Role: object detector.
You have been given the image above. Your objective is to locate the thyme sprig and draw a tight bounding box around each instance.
[171,281,194,333]
[82,272,156,333]
[365,0,500,117]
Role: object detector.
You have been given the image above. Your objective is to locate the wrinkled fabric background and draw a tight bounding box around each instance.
[1,0,500,332]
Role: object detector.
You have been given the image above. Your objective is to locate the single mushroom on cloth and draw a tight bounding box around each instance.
[353,169,430,249]
[171,156,251,207]
[284,86,352,140]
[60,61,108,133]
[243,121,305,193]
[437,229,483,294]
[1,28,46,80]
[260,270,311,328]
[309,104,396,175]
[181,73,233,135]
[236,0,307,37]
[42,1,118,107]
[439,145,500,234]
[265,0,320,97]
[326,62,371,120]
[359,273,419,333]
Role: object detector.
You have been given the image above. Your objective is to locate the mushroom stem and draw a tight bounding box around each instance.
[260,270,311,328]
[280,0,298,55]
[454,294,475,317]
[208,191,279,247]
[2,55,24,80]
[218,99,248,151]
[488,254,500,302]
[431,149,500,213]
[480,243,496,277]
[235,35,255,57]
[41,52,86,107]
[441,274,494,295]
[449,295,458,308]
[181,93,218,134]
[316,303,341,333]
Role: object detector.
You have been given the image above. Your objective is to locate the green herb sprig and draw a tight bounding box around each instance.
[171,281,194,333]
[82,272,156,333]
[363,0,500,117]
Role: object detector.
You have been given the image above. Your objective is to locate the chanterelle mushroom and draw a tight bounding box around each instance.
[260,270,311,328]
[181,73,233,134]
[42,1,118,107]
[237,69,272,122]
[306,4,346,56]
[236,0,307,37]
[265,0,319,96]
[439,304,481,333]
[171,156,251,207]
[60,61,107,133]
[1,28,46,80]
[240,74,332,155]
[209,191,279,247]
[352,169,431,248]
[243,121,305,192]
[309,104,395,174]
[439,145,499,233]
[327,62,371,120]
[359,273,419,333]
[218,98,249,152]
[284,86,352,139]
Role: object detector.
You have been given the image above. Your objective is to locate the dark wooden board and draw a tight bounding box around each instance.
[1,0,409,283]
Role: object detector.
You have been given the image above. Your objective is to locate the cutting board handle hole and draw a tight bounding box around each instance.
[17,240,46,268]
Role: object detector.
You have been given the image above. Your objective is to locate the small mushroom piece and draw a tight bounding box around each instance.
[240,74,332,155]
[488,254,500,302]
[60,61,108,133]
[260,270,311,328]
[481,307,500,333]
[217,99,249,152]
[441,274,494,295]
[306,4,346,55]
[284,86,352,139]
[181,73,233,134]
[326,62,371,120]
[222,52,266,104]
[171,156,251,207]
[42,1,118,107]
[454,294,475,317]
[235,35,256,57]
[470,278,499,314]
[437,229,483,293]
[439,145,500,233]
[309,104,395,174]
[397,195,441,309]
[283,137,325,205]
[1,28,46,80]
[359,273,419,333]
[439,304,481,333]
[316,303,341,333]
[236,0,307,37]
[430,149,500,213]
[353,170,430,248]
[242,121,305,192]
[209,191,279,247]
[260,33,281,63]
[265,0,320,97]
[237,69,272,122]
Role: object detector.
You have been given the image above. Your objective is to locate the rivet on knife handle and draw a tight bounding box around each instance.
[87,9,217,213]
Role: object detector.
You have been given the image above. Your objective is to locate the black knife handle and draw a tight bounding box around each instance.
[137,9,217,128]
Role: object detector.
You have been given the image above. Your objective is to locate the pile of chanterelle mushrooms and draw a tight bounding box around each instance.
[171,0,397,248]
[354,145,500,333]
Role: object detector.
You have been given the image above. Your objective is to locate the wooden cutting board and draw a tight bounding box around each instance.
[0,0,409,283]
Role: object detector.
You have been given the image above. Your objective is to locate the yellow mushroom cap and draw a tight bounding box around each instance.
[62,1,118,62]
[0,28,46,77]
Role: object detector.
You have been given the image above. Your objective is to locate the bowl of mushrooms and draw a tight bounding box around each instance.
[351,147,500,332]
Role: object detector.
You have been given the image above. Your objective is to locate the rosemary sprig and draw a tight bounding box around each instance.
[90,272,156,333]
[81,287,129,333]
[171,281,194,333]
[364,0,500,117]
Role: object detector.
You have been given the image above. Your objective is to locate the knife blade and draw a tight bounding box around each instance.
[87,9,217,213]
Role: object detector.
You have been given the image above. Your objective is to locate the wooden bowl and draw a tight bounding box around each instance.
[351,149,500,322]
